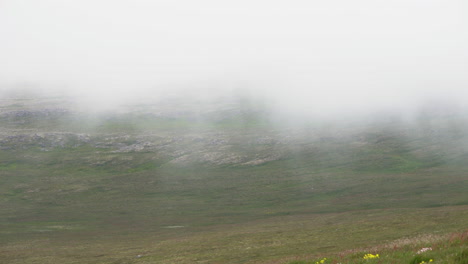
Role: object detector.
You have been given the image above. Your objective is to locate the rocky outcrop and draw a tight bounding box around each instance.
[0,132,90,151]
[0,108,70,124]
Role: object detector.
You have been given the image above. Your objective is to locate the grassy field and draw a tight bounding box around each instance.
[284,230,468,264]
[0,96,467,263]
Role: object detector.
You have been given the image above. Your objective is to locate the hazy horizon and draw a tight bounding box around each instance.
[1,0,467,116]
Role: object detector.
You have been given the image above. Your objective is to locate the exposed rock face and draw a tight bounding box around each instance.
[0,109,70,124]
[0,97,285,166]
[0,130,285,166]
[0,133,90,151]
[2,95,464,169]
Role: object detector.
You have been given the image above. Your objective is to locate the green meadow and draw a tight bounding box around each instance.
[0,96,467,263]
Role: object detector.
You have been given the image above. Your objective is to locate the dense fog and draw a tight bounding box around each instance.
[1,0,467,117]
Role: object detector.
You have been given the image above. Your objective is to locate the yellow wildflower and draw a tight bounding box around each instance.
[363,253,379,260]
[315,257,327,264]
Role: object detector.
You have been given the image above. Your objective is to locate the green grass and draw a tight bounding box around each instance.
[285,230,468,264]
[1,148,466,263]
[1,97,467,263]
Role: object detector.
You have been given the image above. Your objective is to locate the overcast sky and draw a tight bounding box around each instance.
[1,0,467,114]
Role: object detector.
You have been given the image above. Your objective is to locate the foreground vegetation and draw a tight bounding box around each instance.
[286,230,468,264]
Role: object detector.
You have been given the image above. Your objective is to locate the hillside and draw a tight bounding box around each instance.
[0,93,467,264]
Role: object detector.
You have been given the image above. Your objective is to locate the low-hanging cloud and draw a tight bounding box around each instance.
[1,0,467,115]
